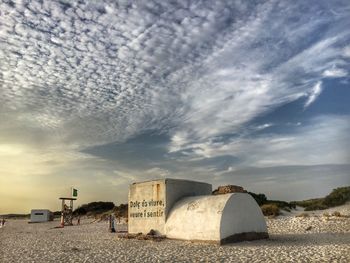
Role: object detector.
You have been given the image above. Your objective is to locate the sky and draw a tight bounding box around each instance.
[0,0,349,214]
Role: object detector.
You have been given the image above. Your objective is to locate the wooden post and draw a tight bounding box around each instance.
[60,199,64,227]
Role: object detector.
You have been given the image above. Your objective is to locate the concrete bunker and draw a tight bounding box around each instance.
[30,209,53,223]
[166,193,268,244]
[128,178,268,244]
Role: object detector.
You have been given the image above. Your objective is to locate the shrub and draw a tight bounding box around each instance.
[73,201,115,216]
[289,202,297,209]
[267,200,295,210]
[331,211,342,217]
[261,204,280,216]
[304,203,328,211]
[292,198,324,210]
[283,207,291,212]
[113,203,128,218]
[297,186,350,211]
[323,187,350,207]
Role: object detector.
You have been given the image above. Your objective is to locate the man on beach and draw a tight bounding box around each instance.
[109,214,116,232]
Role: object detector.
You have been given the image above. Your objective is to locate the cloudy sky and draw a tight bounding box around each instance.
[0,0,349,213]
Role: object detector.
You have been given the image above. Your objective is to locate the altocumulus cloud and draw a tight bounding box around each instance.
[0,0,350,211]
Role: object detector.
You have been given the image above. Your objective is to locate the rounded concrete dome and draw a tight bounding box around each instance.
[165,193,268,244]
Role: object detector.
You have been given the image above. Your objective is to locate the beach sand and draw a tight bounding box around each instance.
[1,204,349,262]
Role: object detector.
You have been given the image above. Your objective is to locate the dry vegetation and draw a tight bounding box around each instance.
[261,204,280,217]
[292,186,350,211]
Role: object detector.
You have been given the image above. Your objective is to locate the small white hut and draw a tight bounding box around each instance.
[30,209,53,223]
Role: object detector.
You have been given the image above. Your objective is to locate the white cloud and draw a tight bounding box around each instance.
[0,0,348,152]
[175,115,350,172]
[256,123,273,130]
[304,81,323,108]
[343,46,350,57]
[323,67,348,78]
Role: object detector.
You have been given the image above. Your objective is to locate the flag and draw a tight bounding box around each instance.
[72,188,78,197]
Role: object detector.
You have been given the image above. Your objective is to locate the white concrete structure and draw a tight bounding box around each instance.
[30,209,53,223]
[166,193,268,244]
[128,178,268,244]
[128,179,211,235]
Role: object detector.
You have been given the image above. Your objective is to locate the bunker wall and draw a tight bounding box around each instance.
[128,179,166,234]
[128,179,212,235]
[165,179,212,217]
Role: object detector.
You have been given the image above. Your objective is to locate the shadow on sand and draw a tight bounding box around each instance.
[223,233,350,247]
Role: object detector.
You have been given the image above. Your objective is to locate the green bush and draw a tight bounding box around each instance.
[304,203,328,211]
[323,187,350,207]
[283,207,291,212]
[74,201,115,215]
[261,204,280,216]
[292,186,350,211]
[113,203,128,218]
[267,200,294,210]
[291,198,324,208]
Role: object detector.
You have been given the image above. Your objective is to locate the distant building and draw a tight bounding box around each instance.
[30,209,53,223]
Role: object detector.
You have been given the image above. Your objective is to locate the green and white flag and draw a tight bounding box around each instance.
[72,188,78,197]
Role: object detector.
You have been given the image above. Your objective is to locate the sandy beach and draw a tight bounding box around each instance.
[1,204,350,263]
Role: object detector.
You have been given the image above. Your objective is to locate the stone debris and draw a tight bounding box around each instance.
[147,229,157,236]
[212,185,247,195]
[117,231,166,242]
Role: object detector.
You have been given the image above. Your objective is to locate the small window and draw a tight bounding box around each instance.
[34,213,44,215]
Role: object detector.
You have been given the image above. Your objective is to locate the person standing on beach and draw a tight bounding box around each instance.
[109,214,116,232]
[77,217,80,225]
[1,218,5,227]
